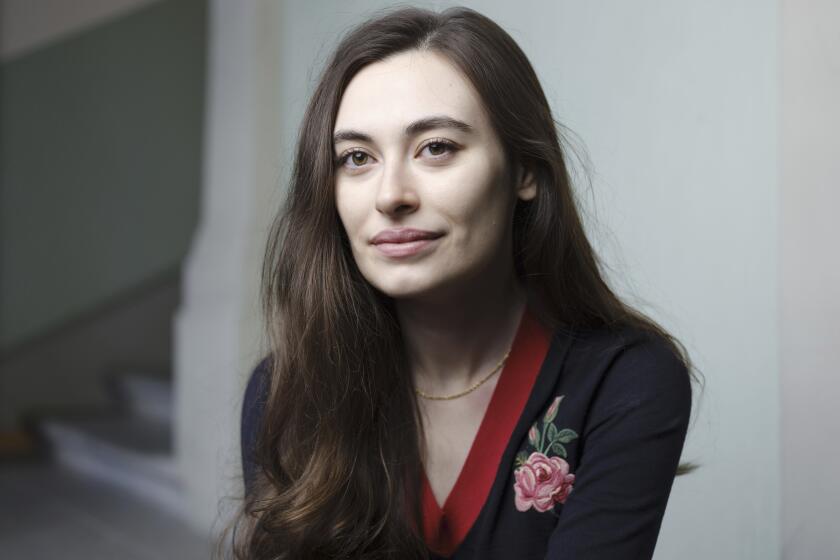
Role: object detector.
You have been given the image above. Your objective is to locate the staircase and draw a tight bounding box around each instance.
[38,371,185,520]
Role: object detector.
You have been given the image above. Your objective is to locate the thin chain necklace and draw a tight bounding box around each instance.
[414,348,512,401]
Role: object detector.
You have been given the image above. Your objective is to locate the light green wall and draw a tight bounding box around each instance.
[0,0,206,352]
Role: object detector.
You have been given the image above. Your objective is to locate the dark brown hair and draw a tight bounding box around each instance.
[226,5,703,559]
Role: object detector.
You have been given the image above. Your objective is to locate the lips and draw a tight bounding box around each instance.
[370,228,443,258]
[370,228,443,245]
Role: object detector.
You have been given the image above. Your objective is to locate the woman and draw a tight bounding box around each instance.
[233,5,701,559]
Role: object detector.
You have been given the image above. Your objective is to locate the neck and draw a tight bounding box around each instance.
[396,271,528,397]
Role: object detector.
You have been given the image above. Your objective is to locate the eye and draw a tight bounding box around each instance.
[419,139,458,159]
[336,149,374,170]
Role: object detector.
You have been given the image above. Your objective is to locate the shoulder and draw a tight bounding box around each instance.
[241,354,272,494]
[562,324,692,421]
[242,355,272,434]
[244,356,272,407]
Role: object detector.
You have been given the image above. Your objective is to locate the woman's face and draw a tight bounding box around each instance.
[333,49,535,300]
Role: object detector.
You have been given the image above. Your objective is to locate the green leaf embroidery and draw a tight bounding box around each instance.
[549,440,567,458]
[518,394,576,465]
[554,428,578,444]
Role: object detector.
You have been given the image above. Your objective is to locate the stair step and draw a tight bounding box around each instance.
[114,372,173,424]
[40,414,184,519]
[0,462,210,559]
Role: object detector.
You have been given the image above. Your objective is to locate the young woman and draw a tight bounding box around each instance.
[234,6,701,559]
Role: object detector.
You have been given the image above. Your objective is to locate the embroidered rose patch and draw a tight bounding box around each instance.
[513,395,578,513]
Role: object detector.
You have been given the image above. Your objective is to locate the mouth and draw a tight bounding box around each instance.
[370,228,444,258]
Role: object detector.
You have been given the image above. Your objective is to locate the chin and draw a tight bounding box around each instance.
[370,277,437,300]
[362,266,444,301]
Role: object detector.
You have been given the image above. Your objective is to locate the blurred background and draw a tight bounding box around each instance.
[0,1,836,559]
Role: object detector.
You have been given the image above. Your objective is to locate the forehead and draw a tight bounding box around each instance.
[334,50,491,137]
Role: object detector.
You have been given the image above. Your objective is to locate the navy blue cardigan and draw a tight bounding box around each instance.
[241,325,692,559]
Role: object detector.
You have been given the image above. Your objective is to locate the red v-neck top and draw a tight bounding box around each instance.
[420,306,551,558]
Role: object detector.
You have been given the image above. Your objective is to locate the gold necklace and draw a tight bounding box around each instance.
[413,348,512,400]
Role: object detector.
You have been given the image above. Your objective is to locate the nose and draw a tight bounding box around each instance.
[374,157,419,217]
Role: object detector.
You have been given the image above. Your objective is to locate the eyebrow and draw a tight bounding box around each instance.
[333,115,474,145]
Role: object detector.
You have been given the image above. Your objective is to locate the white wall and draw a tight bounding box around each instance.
[780,0,840,557]
[182,1,787,557]
[174,0,283,533]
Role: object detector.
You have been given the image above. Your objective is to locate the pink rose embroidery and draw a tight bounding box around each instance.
[513,394,578,514]
[514,452,575,512]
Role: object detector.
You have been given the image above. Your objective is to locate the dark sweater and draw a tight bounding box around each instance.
[241,317,692,559]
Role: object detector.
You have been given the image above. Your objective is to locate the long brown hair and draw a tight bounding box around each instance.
[227,5,703,559]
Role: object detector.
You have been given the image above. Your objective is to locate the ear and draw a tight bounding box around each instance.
[516,165,537,202]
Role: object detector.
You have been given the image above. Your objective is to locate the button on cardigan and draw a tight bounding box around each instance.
[241,309,692,559]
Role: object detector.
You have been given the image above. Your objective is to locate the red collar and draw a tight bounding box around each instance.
[420,307,551,557]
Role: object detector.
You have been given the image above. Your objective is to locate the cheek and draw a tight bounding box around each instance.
[443,169,512,244]
[335,183,363,239]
